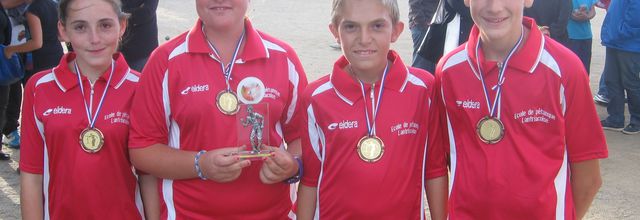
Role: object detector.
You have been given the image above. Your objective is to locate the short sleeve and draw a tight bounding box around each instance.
[299,91,322,187]
[562,56,608,163]
[19,73,45,174]
[425,63,450,179]
[280,46,308,143]
[128,48,170,149]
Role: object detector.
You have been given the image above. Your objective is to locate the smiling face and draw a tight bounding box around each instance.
[58,0,126,70]
[196,0,248,30]
[464,0,533,45]
[330,0,403,80]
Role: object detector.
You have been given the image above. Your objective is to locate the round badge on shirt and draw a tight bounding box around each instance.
[237,76,266,104]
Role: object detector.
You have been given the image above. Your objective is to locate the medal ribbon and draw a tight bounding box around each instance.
[204,26,245,91]
[474,26,524,118]
[358,62,390,136]
[75,60,115,129]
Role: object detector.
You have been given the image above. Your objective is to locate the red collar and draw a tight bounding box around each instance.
[53,52,131,92]
[330,50,409,105]
[186,18,269,62]
[466,17,545,75]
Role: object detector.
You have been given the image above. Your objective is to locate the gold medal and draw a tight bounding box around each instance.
[216,90,240,115]
[357,136,384,162]
[79,128,104,153]
[476,116,504,144]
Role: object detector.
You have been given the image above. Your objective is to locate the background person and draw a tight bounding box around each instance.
[598,0,640,135]
[120,0,158,72]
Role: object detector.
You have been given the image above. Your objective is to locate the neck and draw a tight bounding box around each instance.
[203,20,246,64]
[348,62,387,84]
[73,59,111,83]
[480,25,527,62]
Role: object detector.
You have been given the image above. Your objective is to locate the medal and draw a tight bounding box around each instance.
[356,62,389,163]
[476,116,504,144]
[357,135,384,162]
[472,26,524,144]
[216,90,240,115]
[80,128,105,153]
[204,26,245,115]
[74,60,115,153]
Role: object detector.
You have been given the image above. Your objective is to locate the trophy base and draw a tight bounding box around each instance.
[232,150,274,160]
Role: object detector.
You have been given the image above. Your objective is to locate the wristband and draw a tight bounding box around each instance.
[195,150,207,180]
[285,156,303,184]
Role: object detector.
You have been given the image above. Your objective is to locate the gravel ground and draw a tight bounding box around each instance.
[0,1,637,219]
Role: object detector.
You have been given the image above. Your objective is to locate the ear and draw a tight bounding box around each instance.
[464,0,470,7]
[329,23,340,44]
[524,0,534,8]
[119,19,128,38]
[57,21,70,42]
[390,21,404,43]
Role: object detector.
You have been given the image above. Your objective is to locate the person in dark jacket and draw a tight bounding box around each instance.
[599,0,640,135]
[524,0,572,44]
[120,0,158,72]
[414,0,473,73]
[0,1,13,160]
[408,0,438,70]
[4,0,63,82]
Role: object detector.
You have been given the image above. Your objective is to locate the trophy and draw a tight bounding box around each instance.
[233,77,273,160]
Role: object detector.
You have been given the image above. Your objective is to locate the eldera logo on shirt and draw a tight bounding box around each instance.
[327,120,358,131]
[456,99,481,110]
[181,84,209,95]
[43,106,72,116]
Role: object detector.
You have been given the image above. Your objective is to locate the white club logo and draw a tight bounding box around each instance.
[327,120,358,130]
[181,84,210,95]
[181,87,191,95]
[43,106,72,116]
[457,99,480,109]
[236,77,265,104]
[43,109,53,116]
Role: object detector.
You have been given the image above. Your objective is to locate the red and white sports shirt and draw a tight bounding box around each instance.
[300,51,435,219]
[128,19,307,219]
[20,53,143,220]
[429,17,608,220]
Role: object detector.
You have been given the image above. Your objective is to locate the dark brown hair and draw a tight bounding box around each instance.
[58,0,130,24]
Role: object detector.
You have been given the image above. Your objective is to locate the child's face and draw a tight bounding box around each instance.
[464,0,533,43]
[58,0,126,68]
[330,0,403,75]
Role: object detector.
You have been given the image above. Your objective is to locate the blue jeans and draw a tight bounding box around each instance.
[566,38,592,75]
[604,47,640,127]
[597,49,610,98]
[410,27,436,74]
[598,73,608,98]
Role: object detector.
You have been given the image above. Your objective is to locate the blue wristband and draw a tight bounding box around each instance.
[285,156,303,184]
[195,150,207,180]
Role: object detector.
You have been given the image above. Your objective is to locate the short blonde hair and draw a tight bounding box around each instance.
[331,0,400,26]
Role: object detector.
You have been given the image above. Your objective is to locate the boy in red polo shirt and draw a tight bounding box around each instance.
[296,0,446,219]
[428,0,608,219]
